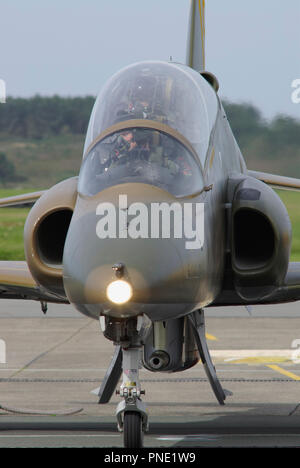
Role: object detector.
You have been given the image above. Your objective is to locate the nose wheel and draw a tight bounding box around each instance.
[123,411,144,448]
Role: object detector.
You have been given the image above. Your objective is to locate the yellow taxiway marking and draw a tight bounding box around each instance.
[210,350,297,367]
[209,350,300,379]
[205,333,218,341]
[267,365,300,381]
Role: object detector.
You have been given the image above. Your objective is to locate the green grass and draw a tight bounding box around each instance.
[277,190,300,261]
[1,134,83,189]
[0,189,299,262]
[0,207,29,260]
[0,189,39,262]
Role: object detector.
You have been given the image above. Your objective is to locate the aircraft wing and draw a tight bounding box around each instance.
[248,170,300,192]
[0,261,67,303]
[0,190,46,207]
[211,262,300,306]
[283,262,300,300]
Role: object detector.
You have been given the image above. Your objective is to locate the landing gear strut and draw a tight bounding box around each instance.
[188,309,226,405]
[98,345,122,404]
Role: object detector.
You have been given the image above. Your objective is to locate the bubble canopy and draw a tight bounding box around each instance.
[84,61,219,164]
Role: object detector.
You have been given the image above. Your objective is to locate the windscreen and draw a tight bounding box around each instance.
[78,128,204,197]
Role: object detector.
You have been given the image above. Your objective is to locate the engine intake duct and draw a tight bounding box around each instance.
[37,209,73,267]
[234,209,275,270]
[230,176,292,301]
[24,177,78,296]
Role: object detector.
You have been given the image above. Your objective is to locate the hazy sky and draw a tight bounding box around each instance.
[1,0,299,120]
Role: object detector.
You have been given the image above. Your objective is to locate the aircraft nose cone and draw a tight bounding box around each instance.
[63,225,185,306]
[62,183,203,315]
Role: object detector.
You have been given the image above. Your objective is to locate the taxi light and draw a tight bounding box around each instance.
[106,280,132,304]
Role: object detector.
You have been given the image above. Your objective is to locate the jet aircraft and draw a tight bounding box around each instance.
[1,1,300,448]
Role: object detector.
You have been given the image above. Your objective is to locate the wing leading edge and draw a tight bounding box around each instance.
[0,261,67,303]
[0,190,46,208]
[248,170,300,192]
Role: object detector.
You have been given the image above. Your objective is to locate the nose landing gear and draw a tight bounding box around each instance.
[98,310,227,448]
[98,315,150,448]
[116,347,148,448]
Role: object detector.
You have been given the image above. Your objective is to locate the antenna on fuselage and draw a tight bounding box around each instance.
[186,0,206,72]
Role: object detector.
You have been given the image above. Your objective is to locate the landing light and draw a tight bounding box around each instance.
[106,280,132,304]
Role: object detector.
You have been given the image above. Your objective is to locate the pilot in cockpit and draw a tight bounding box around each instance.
[94,125,193,187]
[111,130,147,165]
[128,77,153,118]
[108,129,179,176]
[115,75,169,124]
[87,127,195,200]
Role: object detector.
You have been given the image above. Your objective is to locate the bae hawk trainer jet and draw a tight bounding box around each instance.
[1,1,300,447]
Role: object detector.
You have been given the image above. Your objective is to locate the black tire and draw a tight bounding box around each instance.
[123,411,144,448]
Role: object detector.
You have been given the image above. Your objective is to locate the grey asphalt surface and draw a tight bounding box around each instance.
[0,299,300,448]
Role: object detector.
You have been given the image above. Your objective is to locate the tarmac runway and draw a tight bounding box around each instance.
[0,299,300,448]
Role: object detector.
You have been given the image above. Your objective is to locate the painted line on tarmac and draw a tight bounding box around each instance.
[267,365,300,381]
[211,350,295,365]
[209,350,300,381]
[157,435,219,442]
[212,350,294,358]
[206,333,218,341]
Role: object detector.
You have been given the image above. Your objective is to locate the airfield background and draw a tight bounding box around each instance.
[0,96,299,261]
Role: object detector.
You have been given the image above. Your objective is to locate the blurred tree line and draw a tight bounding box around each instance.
[223,100,300,161]
[0,96,299,147]
[0,152,16,184]
[0,96,299,183]
[0,95,95,139]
